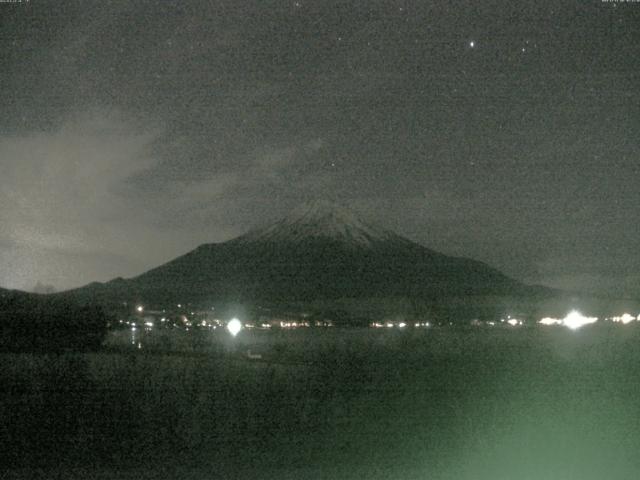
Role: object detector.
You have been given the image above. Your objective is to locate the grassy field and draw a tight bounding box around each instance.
[2,325,640,479]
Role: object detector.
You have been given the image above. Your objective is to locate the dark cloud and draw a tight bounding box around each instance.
[1,0,638,295]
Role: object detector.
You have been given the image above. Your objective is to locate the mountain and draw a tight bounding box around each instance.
[0,287,36,305]
[61,200,552,309]
[0,286,109,352]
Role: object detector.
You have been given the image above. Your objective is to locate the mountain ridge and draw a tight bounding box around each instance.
[58,200,554,308]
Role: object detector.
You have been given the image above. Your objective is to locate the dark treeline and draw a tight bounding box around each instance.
[0,290,108,352]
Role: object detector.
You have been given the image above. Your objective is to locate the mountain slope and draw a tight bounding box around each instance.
[61,200,548,307]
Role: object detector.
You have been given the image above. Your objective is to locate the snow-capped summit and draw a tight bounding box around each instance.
[236,200,399,247]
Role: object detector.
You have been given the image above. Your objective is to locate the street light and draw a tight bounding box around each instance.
[227,318,242,337]
[563,310,597,330]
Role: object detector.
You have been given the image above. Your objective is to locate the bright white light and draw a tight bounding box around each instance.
[507,319,519,326]
[227,318,242,337]
[144,321,154,327]
[612,313,635,324]
[539,317,562,326]
[398,322,406,328]
[136,305,144,313]
[469,41,475,48]
[563,310,598,330]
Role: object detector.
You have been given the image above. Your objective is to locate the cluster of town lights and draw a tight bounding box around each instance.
[538,310,640,330]
[128,304,639,335]
[612,313,637,324]
[371,321,431,328]
[538,311,598,330]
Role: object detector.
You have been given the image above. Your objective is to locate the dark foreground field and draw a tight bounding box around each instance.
[2,326,640,479]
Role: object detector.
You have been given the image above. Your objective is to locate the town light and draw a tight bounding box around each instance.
[227,318,242,337]
[136,305,144,313]
[539,317,562,326]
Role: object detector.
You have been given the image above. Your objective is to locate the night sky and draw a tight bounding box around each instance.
[0,0,638,296]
